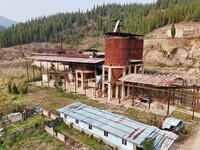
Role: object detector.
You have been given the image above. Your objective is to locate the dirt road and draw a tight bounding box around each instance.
[176,125,200,150]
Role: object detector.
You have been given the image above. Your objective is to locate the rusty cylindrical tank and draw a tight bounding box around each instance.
[105,37,131,81]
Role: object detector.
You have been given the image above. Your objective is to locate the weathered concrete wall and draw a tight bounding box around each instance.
[57,132,66,142]
[45,126,54,136]
[50,113,59,120]
[42,110,50,118]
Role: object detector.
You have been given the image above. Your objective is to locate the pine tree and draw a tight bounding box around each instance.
[8,82,12,94]
[12,83,19,94]
[171,22,176,38]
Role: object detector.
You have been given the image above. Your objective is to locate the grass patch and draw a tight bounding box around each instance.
[54,122,104,149]
[0,129,67,150]
[3,114,45,134]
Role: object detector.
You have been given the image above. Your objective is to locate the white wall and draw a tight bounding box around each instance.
[60,113,134,150]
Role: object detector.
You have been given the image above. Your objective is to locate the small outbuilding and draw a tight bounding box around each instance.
[7,112,23,123]
[159,117,183,134]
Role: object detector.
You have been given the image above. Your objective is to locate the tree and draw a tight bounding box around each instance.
[21,84,28,94]
[171,22,176,38]
[141,137,154,150]
[49,63,55,71]
[54,77,63,91]
[11,83,19,94]
[8,82,12,94]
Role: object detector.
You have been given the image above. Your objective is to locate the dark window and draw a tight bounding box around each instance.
[89,124,92,130]
[104,131,108,137]
[75,119,79,124]
[122,139,127,145]
[64,114,67,118]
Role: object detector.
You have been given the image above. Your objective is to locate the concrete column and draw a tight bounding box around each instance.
[75,71,78,89]
[141,65,144,74]
[40,61,43,86]
[81,72,84,90]
[122,68,126,77]
[121,82,125,100]
[108,66,112,101]
[94,65,97,98]
[47,62,49,87]
[134,65,137,74]
[64,64,66,92]
[115,84,119,99]
[102,66,105,97]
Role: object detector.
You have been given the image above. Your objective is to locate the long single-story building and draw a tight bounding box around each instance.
[57,102,178,150]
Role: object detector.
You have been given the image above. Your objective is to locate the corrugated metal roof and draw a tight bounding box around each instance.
[27,56,104,64]
[118,73,183,87]
[58,102,178,150]
[162,117,182,129]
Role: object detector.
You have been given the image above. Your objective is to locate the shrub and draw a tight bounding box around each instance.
[141,137,155,150]
[171,47,178,55]
[54,77,63,91]
[8,82,12,94]
[21,84,28,94]
[11,102,24,112]
[11,83,19,94]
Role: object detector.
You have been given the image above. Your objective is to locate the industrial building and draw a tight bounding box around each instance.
[58,102,178,150]
[26,20,199,116]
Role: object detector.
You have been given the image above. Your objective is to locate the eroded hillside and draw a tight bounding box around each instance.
[144,21,200,85]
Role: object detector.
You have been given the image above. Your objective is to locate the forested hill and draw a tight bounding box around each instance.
[0,0,200,48]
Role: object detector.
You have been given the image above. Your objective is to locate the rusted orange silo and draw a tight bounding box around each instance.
[104,33,143,81]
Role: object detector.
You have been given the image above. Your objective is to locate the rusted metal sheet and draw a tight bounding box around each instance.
[41,48,84,54]
[26,56,104,64]
[119,74,184,87]
[130,39,144,60]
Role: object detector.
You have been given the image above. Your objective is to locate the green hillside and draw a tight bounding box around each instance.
[0,0,200,48]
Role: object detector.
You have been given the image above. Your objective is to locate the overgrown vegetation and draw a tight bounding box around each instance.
[54,122,106,149]
[0,129,67,150]
[141,137,155,150]
[1,0,200,47]
[7,82,28,94]
[53,77,63,91]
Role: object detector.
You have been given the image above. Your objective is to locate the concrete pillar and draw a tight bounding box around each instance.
[115,84,119,99]
[47,62,49,87]
[81,72,84,90]
[64,64,66,92]
[121,82,125,100]
[102,66,105,97]
[141,65,144,74]
[134,65,137,74]
[108,66,112,101]
[40,61,43,86]
[122,68,126,77]
[75,71,78,89]
[94,65,97,98]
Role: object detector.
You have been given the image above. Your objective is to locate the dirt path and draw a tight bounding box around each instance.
[177,125,200,150]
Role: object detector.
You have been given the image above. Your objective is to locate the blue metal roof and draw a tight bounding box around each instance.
[57,102,178,150]
[162,117,183,129]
